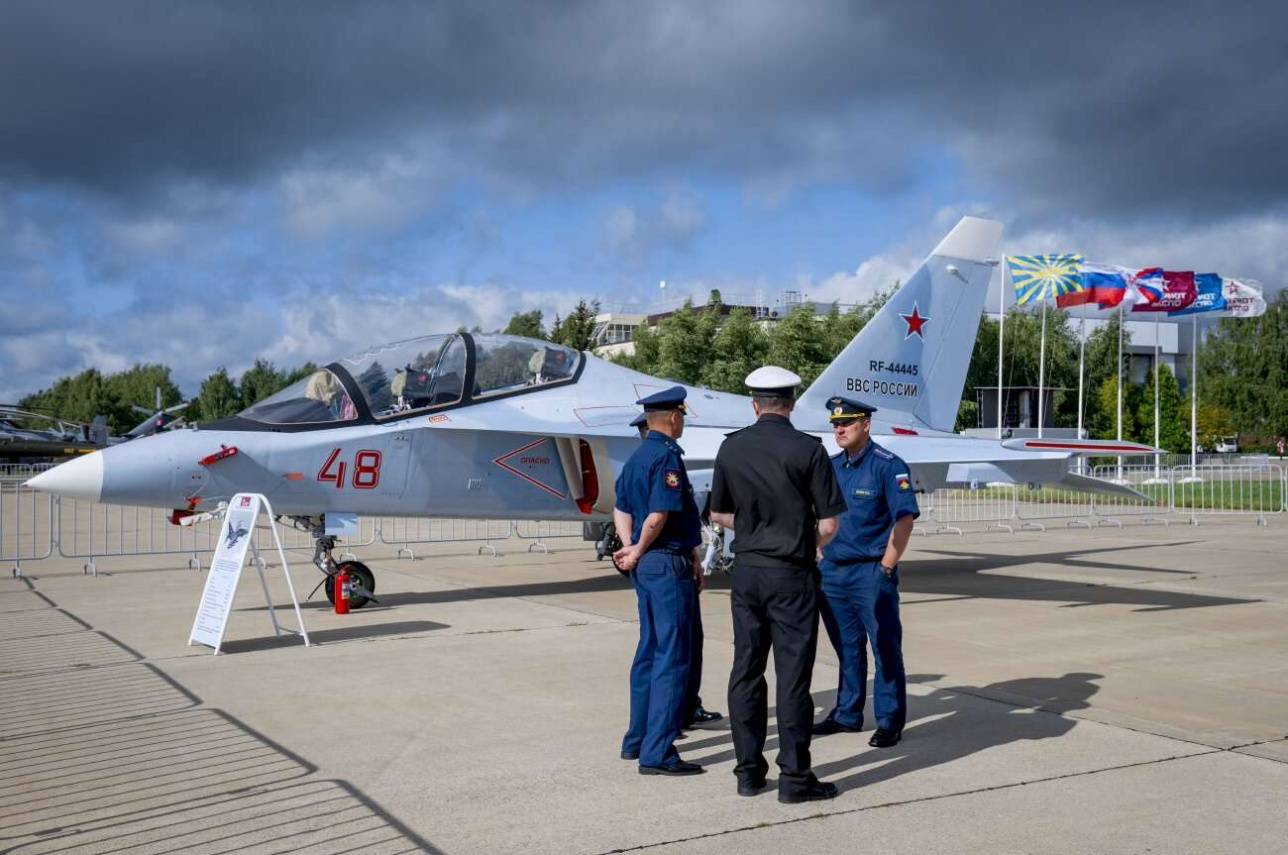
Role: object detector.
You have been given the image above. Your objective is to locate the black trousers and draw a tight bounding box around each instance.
[685,586,704,718]
[727,562,820,793]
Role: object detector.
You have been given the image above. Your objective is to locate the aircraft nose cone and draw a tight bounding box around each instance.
[25,452,104,502]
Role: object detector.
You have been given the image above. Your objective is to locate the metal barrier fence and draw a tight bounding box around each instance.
[1090,465,1173,526]
[925,487,1016,534]
[1170,464,1284,525]
[3,462,1285,574]
[513,519,585,553]
[1,482,54,575]
[52,497,381,575]
[0,462,56,481]
[378,517,512,558]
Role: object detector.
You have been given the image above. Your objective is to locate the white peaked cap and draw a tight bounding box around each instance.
[744,365,802,392]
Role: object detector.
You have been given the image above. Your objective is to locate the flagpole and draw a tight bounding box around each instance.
[1037,297,1047,438]
[1116,303,1124,480]
[1159,312,1169,481]
[997,258,1006,439]
[1077,311,1086,472]
[1191,313,1198,479]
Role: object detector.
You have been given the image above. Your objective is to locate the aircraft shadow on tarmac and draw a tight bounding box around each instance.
[680,672,1103,795]
[277,539,1257,614]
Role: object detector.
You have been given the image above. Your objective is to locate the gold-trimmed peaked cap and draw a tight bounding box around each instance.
[826,396,877,423]
[636,385,688,413]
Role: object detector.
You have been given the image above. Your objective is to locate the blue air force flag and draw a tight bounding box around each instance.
[1008,254,1085,306]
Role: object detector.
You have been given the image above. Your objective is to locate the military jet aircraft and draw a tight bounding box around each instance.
[0,407,98,460]
[124,387,191,440]
[26,217,1153,607]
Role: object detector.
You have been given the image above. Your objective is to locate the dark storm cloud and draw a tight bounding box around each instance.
[2,0,1286,216]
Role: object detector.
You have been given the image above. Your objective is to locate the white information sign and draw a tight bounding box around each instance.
[188,493,310,654]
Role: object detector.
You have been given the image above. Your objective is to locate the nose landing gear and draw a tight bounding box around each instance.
[293,517,379,609]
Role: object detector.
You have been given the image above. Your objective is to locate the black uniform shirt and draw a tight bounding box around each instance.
[710,413,847,570]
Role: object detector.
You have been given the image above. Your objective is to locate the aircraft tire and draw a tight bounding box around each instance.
[324,561,376,610]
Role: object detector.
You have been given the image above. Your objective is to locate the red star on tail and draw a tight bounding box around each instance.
[901,302,929,339]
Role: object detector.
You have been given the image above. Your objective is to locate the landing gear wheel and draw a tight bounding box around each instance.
[324,560,376,609]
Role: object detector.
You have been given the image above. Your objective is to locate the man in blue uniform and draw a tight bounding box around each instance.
[612,386,705,776]
[624,411,723,730]
[615,412,721,726]
[813,396,919,748]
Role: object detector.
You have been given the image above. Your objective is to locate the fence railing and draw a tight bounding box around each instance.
[1,482,54,575]
[378,517,512,558]
[3,462,1284,574]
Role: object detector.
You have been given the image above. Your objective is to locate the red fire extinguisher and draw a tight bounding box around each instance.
[334,566,350,615]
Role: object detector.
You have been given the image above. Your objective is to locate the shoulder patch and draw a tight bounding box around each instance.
[664,470,682,489]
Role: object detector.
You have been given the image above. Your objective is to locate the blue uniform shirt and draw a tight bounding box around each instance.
[821,439,920,564]
[614,431,702,552]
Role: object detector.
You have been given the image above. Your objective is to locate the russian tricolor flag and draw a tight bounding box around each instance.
[1080,263,1132,309]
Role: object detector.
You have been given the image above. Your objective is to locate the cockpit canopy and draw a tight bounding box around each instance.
[234,333,581,427]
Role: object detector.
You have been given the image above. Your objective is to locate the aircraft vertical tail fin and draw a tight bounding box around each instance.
[798,217,1003,432]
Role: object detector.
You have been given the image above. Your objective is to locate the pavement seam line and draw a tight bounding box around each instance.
[595,749,1220,854]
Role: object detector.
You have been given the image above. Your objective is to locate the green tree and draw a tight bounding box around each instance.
[655,301,715,384]
[615,323,661,375]
[238,359,288,407]
[1199,294,1288,441]
[1092,375,1138,441]
[191,368,242,423]
[767,306,831,387]
[554,300,599,351]
[503,310,547,339]
[700,307,768,392]
[820,302,865,359]
[23,369,114,426]
[285,362,319,384]
[106,364,182,415]
[1135,365,1187,452]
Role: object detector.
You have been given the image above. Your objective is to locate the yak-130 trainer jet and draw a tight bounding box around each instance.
[27,217,1153,607]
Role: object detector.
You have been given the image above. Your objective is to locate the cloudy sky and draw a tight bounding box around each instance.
[3,1,1286,401]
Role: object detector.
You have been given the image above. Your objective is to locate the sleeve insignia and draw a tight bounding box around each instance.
[897,477,911,491]
[665,470,681,489]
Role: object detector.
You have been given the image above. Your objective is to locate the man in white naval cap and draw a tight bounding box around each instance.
[708,366,847,803]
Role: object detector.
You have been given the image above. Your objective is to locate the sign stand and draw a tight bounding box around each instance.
[189,493,310,655]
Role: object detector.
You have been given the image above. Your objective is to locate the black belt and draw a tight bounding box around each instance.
[647,546,692,556]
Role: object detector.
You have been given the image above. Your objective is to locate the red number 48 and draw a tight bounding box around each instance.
[317,449,381,489]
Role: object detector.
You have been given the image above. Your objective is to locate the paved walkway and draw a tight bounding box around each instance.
[3,519,1286,853]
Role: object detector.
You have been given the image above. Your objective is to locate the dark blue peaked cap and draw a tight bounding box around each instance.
[636,385,688,412]
[629,412,648,428]
[826,396,877,421]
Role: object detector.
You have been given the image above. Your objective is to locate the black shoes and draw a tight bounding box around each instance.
[638,759,705,776]
[686,706,724,726]
[620,749,639,760]
[736,778,768,797]
[811,718,861,736]
[868,728,901,748]
[778,780,839,804]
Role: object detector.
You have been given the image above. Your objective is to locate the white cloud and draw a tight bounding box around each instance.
[278,149,446,240]
[101,216,185,256]
[603,189,706,262]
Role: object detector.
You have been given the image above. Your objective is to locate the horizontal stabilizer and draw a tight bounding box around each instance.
[1001,438,1158,455]
[1058,471,1150,500]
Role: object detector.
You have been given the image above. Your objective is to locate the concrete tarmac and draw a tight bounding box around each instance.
[2,518,1287,853]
